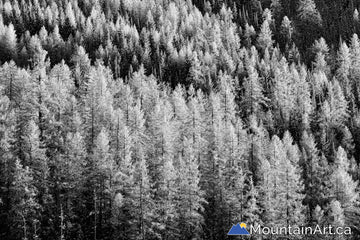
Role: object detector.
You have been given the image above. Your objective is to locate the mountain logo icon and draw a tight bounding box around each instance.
[228,223,250,235]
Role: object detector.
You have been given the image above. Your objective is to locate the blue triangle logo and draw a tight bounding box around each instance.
[228,223,250,235]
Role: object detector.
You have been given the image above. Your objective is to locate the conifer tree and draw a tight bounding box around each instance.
[336,42,352,98]
[146,98,178,239]
[243,177,261,228]
[131,154,153,240]
[300,132,329,219]
[187,88,207,169]
[313,38,330,78]
[10,160,40,240]
[297,0,322,26]
[267,136,288,228]
[327,200,346,240]
[330,147,358,213]
[202,91,228,239]
[61,128,87,239]
[272,58,294,130]
[0,94,16,238]
[281,132,305,227]
[248,114,269,184]
[244,23,256,47]
[0,62,28,106]
[172,85,190,152]
[91,128,114,240]
[219,73,236,125]
[258,156,276,227]
[177,137,205,240]
[20,120,53,237]
[242,65,265,116]
[0,23,17,62]
[83,62,113,148]
[350,34,360,108]
[156,153,178,240]
[257,9,274,53]
[319,80,348,155]
[112,109,135,239]
[21,120,48,192]
[71,46,91,92]
[280,16,293,48]
[292,65,312,135]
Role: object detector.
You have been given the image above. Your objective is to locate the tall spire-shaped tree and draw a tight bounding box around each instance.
[10,160,40,240]
[177,137,205,240]
[330,147,358,212]
[300,132,329,219]
[336,42,352,99]
[257,9,274,53]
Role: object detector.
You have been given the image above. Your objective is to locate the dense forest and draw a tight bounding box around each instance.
[0,0,360,239]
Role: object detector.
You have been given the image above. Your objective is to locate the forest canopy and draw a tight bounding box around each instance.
[0,0,360,239]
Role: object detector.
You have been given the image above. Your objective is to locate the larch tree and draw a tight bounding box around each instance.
[44,62,75,236]
[202,91,229,239]
[326,200,346,240]
[146,98,178,239]
[264,134,305,231]
[132,153,154,240]
[61,127,87,239]
[319,80,348,156]
[248,114,269,184]
[311,205,326,240]
[222,119,246,230]
[272,57,295,131]
[267,136,287,228]
[336,42,352,99]
[243,176,261,229]
[332,78,349,123]
[128,100,147,165]
[218,73,236,125]
[280,16,293,49]
[312,37,330,78]
[187,88,207,170]
[187,52,204,88]
[244,23,256,47]
[257,9,274,53]
[90,128,114,240]
[83,62,114,149]
[242,64,265,117]
[156,148,178,240]
[113,117,137,239]
[300,132,329,219]
[177,137,205,240]
[0,23,17,62]
[0,62,27,105]
[329,147,358,226]
[258,156,276,228]
[0,94,16,238]
[21,120,52,238]
[350,33,360,108]
[172,85,190,156]
[71,46,91,94]
[10,160,40,240]
[297,0,322,25]
[292,65,312,136]
[281,131,305,229]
